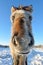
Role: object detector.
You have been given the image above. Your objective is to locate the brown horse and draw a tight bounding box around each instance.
[9,5,34,65]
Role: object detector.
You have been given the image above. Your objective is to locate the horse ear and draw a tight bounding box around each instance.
[11,6,17,13]
[23,5,33,12]
[28,5,33,12]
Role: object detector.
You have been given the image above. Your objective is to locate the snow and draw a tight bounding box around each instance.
[31,54,43,65]
[0,46,43,65]
[34,48,43,52]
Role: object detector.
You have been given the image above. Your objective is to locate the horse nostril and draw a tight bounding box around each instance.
[14,32,18,36]
[28,40,34,47]
[28,32,34,46]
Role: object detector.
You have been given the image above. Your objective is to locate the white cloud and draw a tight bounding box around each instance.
[0,41,9,46]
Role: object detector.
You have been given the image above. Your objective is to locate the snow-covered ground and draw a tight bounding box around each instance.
[0,46,43,65]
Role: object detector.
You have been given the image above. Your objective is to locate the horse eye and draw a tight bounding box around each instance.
[29,16,32,20]
[12,16,15,20]
[11,16,15,23]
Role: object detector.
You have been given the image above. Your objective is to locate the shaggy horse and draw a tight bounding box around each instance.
[9,5,34,65]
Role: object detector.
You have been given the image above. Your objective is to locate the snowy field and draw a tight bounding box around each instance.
[0,46,43,65]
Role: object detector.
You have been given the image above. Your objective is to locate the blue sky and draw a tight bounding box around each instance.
[0,0,43,45]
